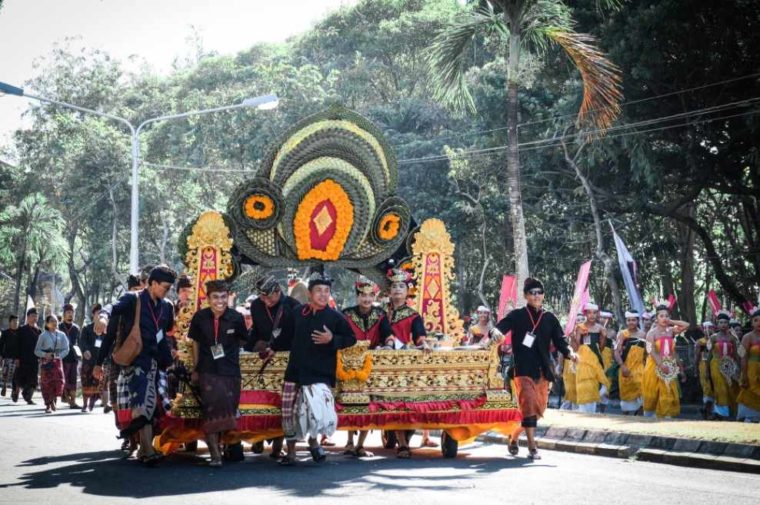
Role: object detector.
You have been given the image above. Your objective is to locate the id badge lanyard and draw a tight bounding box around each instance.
[523,307,545,348]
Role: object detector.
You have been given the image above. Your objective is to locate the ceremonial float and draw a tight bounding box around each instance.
[158,107,520,457]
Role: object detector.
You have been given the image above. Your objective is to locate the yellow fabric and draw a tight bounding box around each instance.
[696,338,713,398]
[562,358,577,403]
[710,355,740,412]
[642,340,680,417]
[575,345,611,404]
[601,347,614,373]
[737,345,760,411]
[619,345,645,402]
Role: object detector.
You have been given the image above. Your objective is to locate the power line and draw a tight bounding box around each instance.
[398,104,760,165]
[392,71,760,145]
[141,99,760,173]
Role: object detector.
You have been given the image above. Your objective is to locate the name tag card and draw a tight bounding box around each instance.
[523,332,536,348]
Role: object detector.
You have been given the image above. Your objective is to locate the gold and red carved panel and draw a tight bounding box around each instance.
[174,212,235,345]
[411,219,465,345]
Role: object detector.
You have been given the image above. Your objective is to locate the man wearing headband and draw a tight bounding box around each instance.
[708,310,740,419]
[59,303,82,409]
[384,268,428,349]
[694,321,715,419]
[642,301,689,418]
[614,310,646,415]
[495,278,577,460]
[341,276,393,456]
[280,271,356,466]
[94,264,176,466]
[572,302,610,414]
[14,308,41,404]
[246,275,299,459]
[737,307,760,422]
[248,275,299,355]
[79,304,105,412]
[384,266,431,458]
[188,280,250,467]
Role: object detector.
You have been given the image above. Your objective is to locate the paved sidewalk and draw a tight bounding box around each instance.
[476,410,760,474]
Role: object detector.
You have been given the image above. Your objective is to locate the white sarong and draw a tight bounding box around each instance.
[296,383,338,441]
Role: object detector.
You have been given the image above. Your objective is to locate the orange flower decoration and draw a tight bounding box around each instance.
[244,194,275,220]
[293,179,354,260]
[377,213,401,241]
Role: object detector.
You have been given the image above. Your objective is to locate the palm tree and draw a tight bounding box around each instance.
[0,193,68,315]
[427,0,623,294]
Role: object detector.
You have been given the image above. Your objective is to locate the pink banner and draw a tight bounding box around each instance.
[707,290,722,316]
[497,275,518,320]
[742,300,755,314]
[565,260,593,336]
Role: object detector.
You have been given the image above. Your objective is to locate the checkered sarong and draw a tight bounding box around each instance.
[1,359,17,388]
[281,381,300,440]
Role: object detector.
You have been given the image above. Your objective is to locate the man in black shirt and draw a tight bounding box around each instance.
[15,308,41,404]
[189,280,250,467]
[0,315,20,397]
[247,275,299,458]
[247,276,299,354]
[59,303,81,409]
[495,277,577,460]
[280,272,356,466]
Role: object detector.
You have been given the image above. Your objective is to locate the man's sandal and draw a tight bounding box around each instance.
[353,447,372,458]
[397,446,412,459]
[310,446,327,462]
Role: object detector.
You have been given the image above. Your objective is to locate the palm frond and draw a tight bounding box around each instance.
[426,4,509,114]
[545,29,623,132]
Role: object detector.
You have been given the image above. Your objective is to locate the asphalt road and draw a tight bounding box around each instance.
[1,393,758,505]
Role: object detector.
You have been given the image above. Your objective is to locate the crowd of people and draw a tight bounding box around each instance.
[1,266,759,468]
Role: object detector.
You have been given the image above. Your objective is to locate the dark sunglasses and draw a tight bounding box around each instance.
[528,289,544,296]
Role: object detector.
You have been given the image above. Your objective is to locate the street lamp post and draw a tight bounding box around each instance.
[1,81,278,273]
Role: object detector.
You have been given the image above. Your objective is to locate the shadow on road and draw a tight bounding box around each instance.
[2,444,548,498]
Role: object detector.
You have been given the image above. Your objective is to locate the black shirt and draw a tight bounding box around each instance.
[189,307,249,377]
[246,294,299,352]
[16,324,41,364]
[79,323,100,366]
[0,328,20,359]
[496,306,571,381]
[285,305,356,386]
[97,289,174,370]
[59,322,80,363]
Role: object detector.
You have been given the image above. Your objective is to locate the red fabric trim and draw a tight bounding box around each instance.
[160,407,520,434]
[368,395,487,413]
[239,390,282,405]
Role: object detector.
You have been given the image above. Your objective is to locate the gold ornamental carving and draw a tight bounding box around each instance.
[410,219,465,345]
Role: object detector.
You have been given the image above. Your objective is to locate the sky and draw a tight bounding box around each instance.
[0,0,355,145]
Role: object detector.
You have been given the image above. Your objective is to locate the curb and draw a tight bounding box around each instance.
[474,430,760,475]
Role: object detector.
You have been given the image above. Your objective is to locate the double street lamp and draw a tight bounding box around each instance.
[0,81,278,273]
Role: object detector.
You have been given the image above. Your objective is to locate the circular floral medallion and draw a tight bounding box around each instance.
[377,213,401,241]
[244,194,275,220]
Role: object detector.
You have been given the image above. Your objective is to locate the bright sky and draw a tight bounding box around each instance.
[0,0,355,145]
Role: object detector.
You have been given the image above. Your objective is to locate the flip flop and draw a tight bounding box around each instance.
[508,439,519,456]
[397,447,411,459]
[278,456,297,467]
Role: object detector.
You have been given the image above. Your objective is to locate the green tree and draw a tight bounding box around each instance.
[427,0,622,295]
[0,193,67,315]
